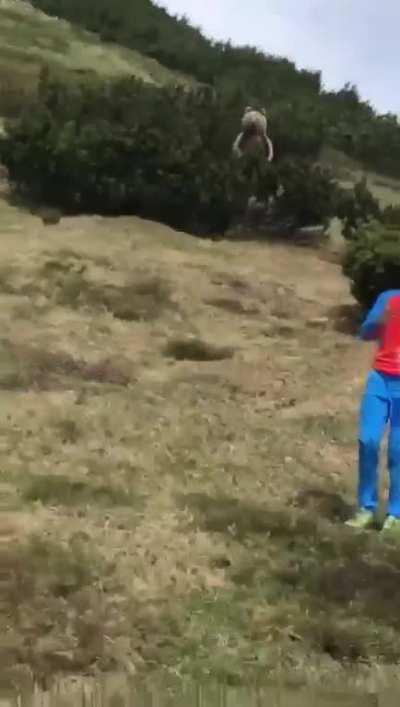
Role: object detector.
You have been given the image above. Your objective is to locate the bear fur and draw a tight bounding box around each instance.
[232,106,273,162]
[241,106,268,135]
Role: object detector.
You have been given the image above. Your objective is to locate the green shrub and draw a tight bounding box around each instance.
[274,159,339,228]
[343,221,400,309]
[383,205,400,228]
[0,72,343,236]
[336,177,381,240]
[0,75,249,235]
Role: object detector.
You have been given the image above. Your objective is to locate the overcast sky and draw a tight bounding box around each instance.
[159,0,399,115]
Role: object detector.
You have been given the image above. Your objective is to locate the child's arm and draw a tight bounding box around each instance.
[359,293,389,341]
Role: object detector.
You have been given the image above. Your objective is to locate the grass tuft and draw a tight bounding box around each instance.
[22,474,138,507]
[165,337,235,362]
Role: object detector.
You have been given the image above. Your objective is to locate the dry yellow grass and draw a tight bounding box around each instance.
[0,192,399,689]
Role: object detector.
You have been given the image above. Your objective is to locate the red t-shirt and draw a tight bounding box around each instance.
[373,294,400,375]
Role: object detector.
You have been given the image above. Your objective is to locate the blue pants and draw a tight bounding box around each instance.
[359,370,400,517]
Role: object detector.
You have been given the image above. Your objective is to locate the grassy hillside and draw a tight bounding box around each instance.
[1,185,400,688]
[0,0,189,116]
[2,2,400,692]
[320,146,400,210]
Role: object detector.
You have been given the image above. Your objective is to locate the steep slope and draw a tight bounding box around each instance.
[0,185,399,685]
[0,0,189,116]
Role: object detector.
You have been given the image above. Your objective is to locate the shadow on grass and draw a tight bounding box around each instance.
[0,340,132,390]
[0,251,176,323]
[294,487,353,522]
[22,474,140,508]
[296,413,355,447]
[0,533,108,675]
[38,258,175,321]
[181,489,400,664]
[179,491,311,540]
[165,338,235,362]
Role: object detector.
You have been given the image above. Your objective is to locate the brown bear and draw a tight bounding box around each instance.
[232,106,274,162]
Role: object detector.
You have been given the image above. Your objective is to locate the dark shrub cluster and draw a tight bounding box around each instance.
[343,221,400,310]
[0,72,342,235]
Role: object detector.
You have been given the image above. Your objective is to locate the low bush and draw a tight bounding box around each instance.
[336,177,381,240]
[0,71,348,236]
[343,220,400,309]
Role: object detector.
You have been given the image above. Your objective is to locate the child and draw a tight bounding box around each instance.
[346,289,400,530]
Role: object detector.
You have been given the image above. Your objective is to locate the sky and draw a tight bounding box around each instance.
[159,0,399,116]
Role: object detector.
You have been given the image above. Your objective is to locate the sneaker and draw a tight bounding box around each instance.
[381,515,400,533]
[345,509,375,529]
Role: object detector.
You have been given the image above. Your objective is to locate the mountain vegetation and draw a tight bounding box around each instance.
[29,0,400,178]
